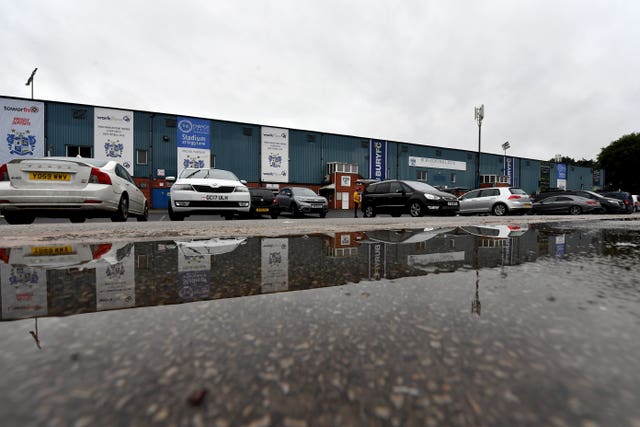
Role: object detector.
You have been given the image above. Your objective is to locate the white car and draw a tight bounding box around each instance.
[167,168,250,220]
[458,187,532,216]
[0,157,149,224]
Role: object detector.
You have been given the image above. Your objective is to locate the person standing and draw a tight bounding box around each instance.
[353,188,361,218]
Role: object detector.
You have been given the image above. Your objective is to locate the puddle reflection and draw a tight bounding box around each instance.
[0,223,634,321]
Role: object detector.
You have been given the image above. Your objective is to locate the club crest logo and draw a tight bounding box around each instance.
[6,129,37,156]
[104,139,124,158]
[183,156,205,169]
[268,153,282,168]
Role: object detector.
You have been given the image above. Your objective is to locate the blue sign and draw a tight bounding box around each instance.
[557,163,567,180]
[504,157,513,185]
[177,117,211,149]
[369,139,387,180]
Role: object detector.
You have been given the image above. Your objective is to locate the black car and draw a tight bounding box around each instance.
[535,190,628,214]
[248,188,278,218]
[598,191,634,213]
[361,180,459,217]
[273,187,329,218]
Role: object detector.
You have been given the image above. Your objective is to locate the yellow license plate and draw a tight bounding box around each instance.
[30,245,74,256]
[255,208,269,212]
[29,172,71,181]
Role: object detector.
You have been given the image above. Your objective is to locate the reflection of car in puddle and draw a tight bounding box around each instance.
[174,237,247,256]
[458,224,528,239]
[0,242,132,270]
[363,227,455,244]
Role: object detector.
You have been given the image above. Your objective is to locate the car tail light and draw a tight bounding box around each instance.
[272,198,279,206]
[0,248,9,264]
[0,164,8,181]
[508,194,522,200]
[88,167,112,185]
[507,225,521,231]
[586,201,598,205]
[91,243,112,260]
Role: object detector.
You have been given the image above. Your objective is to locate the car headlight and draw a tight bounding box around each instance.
[424,193,441,200]
[235,186,249,192]
[171,184,194,191]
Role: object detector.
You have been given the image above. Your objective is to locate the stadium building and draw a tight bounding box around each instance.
[1,95,604,210]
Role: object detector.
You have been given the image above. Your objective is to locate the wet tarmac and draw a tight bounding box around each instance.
[1,220,639,426]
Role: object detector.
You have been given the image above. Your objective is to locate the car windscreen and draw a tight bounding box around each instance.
[509,188,528,195]
[179,168,239,180]
[404,181,439,193]
[292,188,318,197]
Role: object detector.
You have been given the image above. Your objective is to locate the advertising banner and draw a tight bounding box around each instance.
[556,163,567,190]
[368,242,386,280]
[369,139,387,180]
[408,156,466,171]
[504,157,513,185]
[94,108,134,174]
[1,265,48,320]
[0,98,45,165]
[177,116,210,172]
[261,127,289,182]
[177,242,211,302]
[261,238,288,293]
[96,245,135,311]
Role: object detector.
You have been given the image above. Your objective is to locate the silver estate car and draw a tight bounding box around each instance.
[458,187,532,216]
[0,157,149,224]
[167,168,250,220]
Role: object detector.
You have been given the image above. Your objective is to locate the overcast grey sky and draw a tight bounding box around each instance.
[2,0,638,161]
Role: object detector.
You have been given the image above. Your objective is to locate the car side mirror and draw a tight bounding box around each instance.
[166,176,176,183]
[240,179,247,185]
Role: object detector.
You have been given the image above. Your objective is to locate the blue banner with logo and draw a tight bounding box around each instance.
[177,117,210,149]
[557,163,567,180]
[504,157,513,185]
[369,139,387,180]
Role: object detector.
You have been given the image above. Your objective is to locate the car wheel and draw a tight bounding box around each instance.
[492,203,508,216]
[292,203,303,217]
[168,202,185,221]
[111,195,129,222]
[409,201,424,217]
[569,205,582,215]
[137,202,149,222]
[364,205,376,217]
[3,213,35,225]
[69,217,86,223]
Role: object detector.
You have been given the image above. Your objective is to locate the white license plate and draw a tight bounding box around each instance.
[312,204,323,209]
[448,201,458,206]
[202,194,229,201]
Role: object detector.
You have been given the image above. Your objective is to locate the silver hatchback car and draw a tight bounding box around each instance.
[458,187,532,216]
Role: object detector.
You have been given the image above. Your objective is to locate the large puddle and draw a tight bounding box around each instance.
[1,221,640,426]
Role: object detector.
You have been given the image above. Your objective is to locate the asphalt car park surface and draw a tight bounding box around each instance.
[1,215,640,427]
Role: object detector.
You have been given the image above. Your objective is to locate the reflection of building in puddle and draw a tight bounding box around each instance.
[324,232,364,258]
[261,238,289,293]
[176,238,247,302]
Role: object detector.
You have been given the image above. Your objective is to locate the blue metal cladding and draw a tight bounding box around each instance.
[321,134,369,179]
[211,121,260,182]
[289,130,323,183]
[45,103,94,157]
[133,113,178,179]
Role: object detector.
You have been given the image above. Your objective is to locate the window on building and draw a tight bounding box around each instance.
[451,173,456,183]
[137,149,148,165]
[72,109,87,119]
[66,145,91,158]
[417,170,428,181]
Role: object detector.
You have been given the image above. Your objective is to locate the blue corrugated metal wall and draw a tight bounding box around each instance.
[29,97,607,196]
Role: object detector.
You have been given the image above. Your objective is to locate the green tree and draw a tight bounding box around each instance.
[597,132,640,193]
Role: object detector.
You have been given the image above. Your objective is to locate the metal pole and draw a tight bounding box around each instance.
[476,122,481,188]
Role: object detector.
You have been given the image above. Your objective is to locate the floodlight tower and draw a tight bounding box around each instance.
[25,68,37,99]
[474,104,484,188]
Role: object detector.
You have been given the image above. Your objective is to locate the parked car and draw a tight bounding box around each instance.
[0,157,148,224]
[361,180,459,217]
[248,188,278,218]
[458,187,532,216]
[273,187,328,218]
[532,194,601,215]
[459,224,529,239]
[536,190,627,213]
[598,191,634,214]
[167,168,250,221]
